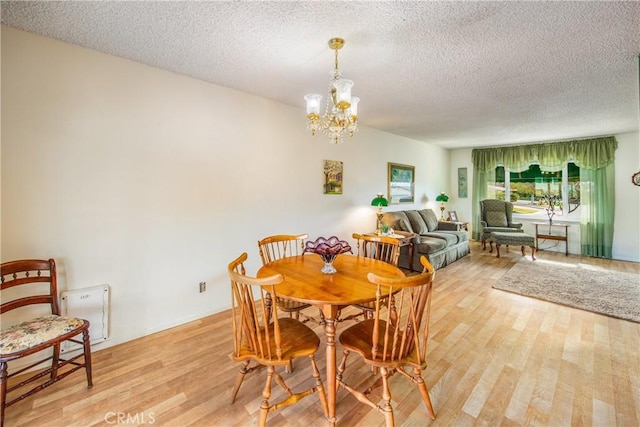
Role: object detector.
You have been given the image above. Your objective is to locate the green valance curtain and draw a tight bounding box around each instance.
[471,136,618,258]
[471,137,618,172]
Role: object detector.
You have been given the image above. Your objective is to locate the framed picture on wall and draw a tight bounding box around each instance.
[388,162,415,204]
[323,160,343,194]
[458,167,468,198]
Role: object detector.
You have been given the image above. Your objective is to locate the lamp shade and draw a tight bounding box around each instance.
[348,96,359,117]
[435,192,450,202]
[304,93,322,115]
[333,78,353,111]
[371,193,389,207]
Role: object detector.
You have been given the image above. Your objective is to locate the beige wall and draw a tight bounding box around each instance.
[1,26,450,349]
[448,132,640,262]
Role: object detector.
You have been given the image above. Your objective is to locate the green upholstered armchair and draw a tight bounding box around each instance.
[479,199,524,250]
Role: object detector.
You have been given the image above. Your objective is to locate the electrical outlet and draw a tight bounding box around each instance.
[199,282,206,293]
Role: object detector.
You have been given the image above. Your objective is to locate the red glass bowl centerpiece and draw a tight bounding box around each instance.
[304,236,353,274]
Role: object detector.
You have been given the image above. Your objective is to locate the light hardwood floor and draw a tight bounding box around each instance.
[4,241,639,426]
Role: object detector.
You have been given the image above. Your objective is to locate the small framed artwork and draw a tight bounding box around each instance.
[449,211,459,222]
[458,167,468,198]
[388,162,415,204]
[323,160,343,194]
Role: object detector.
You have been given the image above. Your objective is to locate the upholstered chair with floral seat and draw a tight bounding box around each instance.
[1,259,93,427]
[479,199,524,250]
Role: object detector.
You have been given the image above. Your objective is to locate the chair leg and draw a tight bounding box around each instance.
[51,343,60,380]
[336,350,350,393]
[414,367,436,420]
[364,373,384,395]
[318,309,326,326]
[310,355,329,418]
[82,330,93,388]
[231,360,251,404]
[259,366,275,427]
[1,361,7,427]
[380,367,395,427]
[271,370,292,397]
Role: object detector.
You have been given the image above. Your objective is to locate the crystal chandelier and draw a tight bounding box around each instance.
[304,38,359,145]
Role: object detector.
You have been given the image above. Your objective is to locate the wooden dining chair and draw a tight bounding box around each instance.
[258,234,322,324]
[1,259,93,427]
[336,256,437,426]
[340,233,401,322]
[353,233,401,266]
[227,253,328,426]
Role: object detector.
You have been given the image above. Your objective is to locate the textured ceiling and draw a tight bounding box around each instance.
[2,1,639,149]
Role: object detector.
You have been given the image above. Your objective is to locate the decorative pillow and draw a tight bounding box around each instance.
[418,209,439,232]
[486,211,508,227]
[382,212,413,233]
[391,219,410,232]
[405,210,429,234]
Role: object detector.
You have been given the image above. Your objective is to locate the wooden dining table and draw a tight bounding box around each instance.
[257,253,405,426]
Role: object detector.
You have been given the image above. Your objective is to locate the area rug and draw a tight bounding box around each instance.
[493,259,640,323]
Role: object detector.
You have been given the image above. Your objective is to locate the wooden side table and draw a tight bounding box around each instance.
[364,231,416,271]
[534,222,569,256]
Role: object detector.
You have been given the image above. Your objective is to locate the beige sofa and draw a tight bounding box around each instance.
[382,208,470,270]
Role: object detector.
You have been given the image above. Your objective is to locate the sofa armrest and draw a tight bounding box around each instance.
[436,221,459,231]
[509,223,523,229]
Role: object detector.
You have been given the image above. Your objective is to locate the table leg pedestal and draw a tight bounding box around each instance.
[322,305,338,426]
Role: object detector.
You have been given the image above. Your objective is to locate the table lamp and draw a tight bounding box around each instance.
[435,192,450,220]
[371,193,389,234]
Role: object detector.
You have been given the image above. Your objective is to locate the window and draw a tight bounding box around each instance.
[488,162,580,220]
[487,166,506,200]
